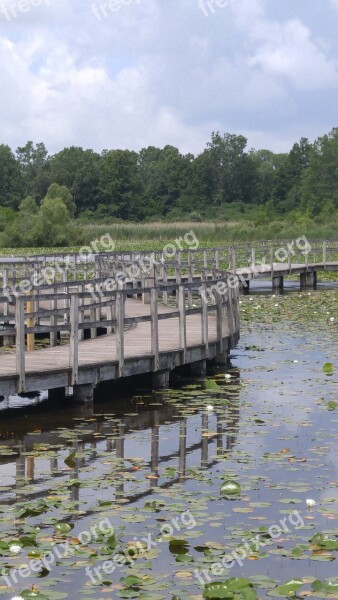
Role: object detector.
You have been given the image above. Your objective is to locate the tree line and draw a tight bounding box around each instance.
[0,128,337,245]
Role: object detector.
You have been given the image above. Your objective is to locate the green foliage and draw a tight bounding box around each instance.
[0,206,16,232]
[0,127,338,247]
[33,197,81,246]
[44,182,75,216]
[19,195,39,215]
[99,149,144,220]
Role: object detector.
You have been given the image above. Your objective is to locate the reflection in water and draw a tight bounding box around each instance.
[0,377,240,512]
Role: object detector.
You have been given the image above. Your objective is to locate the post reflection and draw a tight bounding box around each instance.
[0,377,240,511]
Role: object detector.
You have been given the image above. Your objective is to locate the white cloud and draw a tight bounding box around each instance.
[0,0,337,155]
[248,19,338,91]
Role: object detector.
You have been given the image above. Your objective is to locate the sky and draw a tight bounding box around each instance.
[0,0,338,156]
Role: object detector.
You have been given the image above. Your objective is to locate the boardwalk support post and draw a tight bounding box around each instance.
[151,287,159,371]
[189,359,207,377]
[152,370,170,389]
[178,285,186,362]
[116,290,125,377]
[16,297,25,393]
[26,292,35,352]
[300,271,317,289]
[70,294,79,386]
[272,275,284,291]
[49,387,66,401]
[73,384,94,404]
[200,280,209,359]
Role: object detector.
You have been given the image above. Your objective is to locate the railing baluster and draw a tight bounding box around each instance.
[151,288,159,371]
[178,285,186,362]
[70,294,79,386]
[16,297,25,393]
[116,290,125,377]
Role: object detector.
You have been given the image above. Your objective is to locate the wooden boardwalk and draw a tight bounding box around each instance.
[0,267,240,398]
[0,238,337,401]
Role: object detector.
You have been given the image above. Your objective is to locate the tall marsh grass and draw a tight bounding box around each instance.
[82,220,338,247]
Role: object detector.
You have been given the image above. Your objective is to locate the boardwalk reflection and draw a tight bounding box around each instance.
[0,378,240,513]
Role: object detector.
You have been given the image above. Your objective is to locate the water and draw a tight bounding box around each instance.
[0,288,337,599]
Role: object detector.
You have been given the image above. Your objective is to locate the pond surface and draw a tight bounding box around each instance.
[0,289,337,600]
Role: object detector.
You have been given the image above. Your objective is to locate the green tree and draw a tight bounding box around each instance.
[272,138,311,213]
[44,183,76,217]
[249,149,285,205]
[201,132,258,206]
[16,141,50,201]
[49,146,101,213]
[33,198,81,246]
[300,128,338,215]
[0,207,17,232]
[139,145,194,217]
[19,196,39,216]
[0,144,23,209]
[99,150,144,220]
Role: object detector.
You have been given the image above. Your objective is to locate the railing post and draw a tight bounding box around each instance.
[251,248,256,270]
[203,250,208,269]
[26,292,35,352]
[288,248,292,272]
[78,285,85,341]
[70,294,79,386]
[215,249,220,270]
[16,297,25,393]
[216,287,223,354]
[175,266,182,308]
[323,241,327,269]
[187,266,193,308]
[63,270,69,325]
[50,288,58,347]
[201,280,209,358]
[228,286,235,336]
[116,290,125,377]
[178,285,186,362]
[162,266,168,305]
[3,269,8,317]
[106,296,114,335]
[151,288,159,371]
[232,248,236,272]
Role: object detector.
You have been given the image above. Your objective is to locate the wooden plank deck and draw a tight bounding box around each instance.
[0,295,232,397]
[0,299,218,376]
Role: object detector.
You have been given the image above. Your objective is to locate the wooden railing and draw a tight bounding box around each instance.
[0,269,239,393]
[0,240,337,291]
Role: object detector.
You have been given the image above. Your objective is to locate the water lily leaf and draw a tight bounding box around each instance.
[54,522,73,534]
[220,481,241,499]
[268,579,303,597]
[323,362,334,375]
[64,451,77,468]
[120,575,144,588]
[204,578,253,598]
[169,539,190,555]
[21,590,49,600]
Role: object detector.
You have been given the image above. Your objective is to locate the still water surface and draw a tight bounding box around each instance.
[0,288,337,600]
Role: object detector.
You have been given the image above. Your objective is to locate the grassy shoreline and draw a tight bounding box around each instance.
[0,219,336,256]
